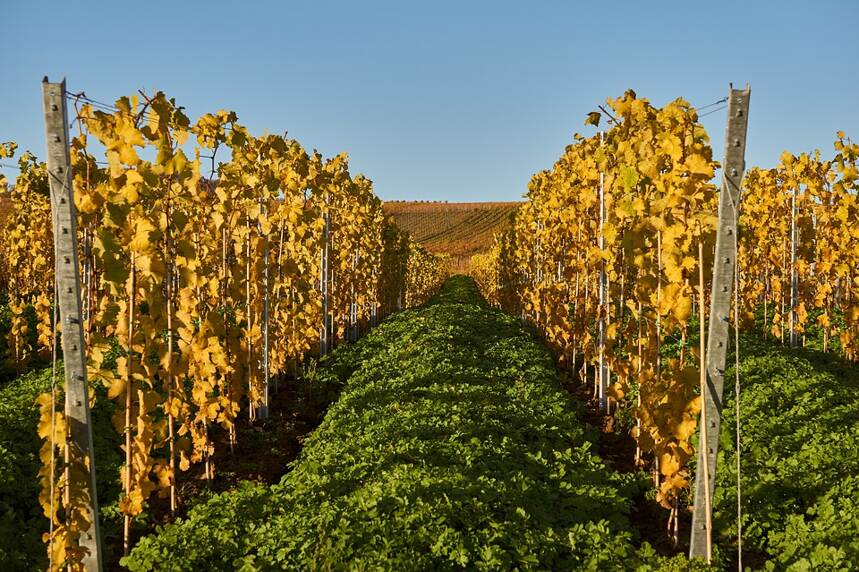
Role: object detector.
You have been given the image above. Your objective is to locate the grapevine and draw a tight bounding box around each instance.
[0,88,447,566]
[471,90,719,533]
[739,135,859,359]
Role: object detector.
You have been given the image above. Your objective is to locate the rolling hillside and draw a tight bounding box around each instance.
[383,201,520,271]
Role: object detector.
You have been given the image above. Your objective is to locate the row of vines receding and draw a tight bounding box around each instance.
[0,91,448,569]
[470,89,858,539]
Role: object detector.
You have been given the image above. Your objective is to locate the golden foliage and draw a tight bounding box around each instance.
[2,89,448,562]
[471,91,719,506]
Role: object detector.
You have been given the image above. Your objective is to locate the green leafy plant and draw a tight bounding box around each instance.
[0,366,122,569]
[125,277,703,570]
[714,337,859,570]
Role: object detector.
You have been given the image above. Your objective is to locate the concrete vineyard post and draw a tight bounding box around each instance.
[689,84,751,559]
[42,77,104,571]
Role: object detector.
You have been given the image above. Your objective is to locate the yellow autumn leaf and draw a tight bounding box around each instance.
[685,153,713,176]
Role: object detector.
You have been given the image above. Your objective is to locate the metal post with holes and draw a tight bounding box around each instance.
[689,84,751,559]
[42,78,104,571]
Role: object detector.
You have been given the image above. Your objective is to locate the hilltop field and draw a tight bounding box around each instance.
[382,201,520,271]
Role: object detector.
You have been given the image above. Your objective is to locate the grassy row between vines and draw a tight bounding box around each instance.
[713,337,859,570]
[3,278,856,570]
[0,367,123,568]
[123,276,695,570]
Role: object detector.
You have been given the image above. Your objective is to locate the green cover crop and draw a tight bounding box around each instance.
[0,366,122,569]
[124,277,696,571]
[715,338,859,570]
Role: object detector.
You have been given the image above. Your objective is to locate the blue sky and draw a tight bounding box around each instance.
[2,0,857,202]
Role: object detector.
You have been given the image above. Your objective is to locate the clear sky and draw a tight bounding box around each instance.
[2,0,857,202]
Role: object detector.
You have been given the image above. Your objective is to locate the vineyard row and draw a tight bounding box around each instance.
[470,89,858,550]
[0,85,448,568]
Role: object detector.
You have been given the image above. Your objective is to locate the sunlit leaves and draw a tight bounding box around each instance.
[0,145,53,369]
[3,88,447,564]
[471,90,720,508]
[740,136,858,357]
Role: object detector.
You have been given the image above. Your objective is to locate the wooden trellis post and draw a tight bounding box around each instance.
[597,130,608,412]
[42,77,104,571]
[689,84,751,560]
[789,184,798,347]
[319,195,332,356]
[260,201,270,419]
[350,249,359,342]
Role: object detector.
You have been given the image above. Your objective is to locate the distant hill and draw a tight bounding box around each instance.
[383,201,521,271]
[0,196,519,273]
